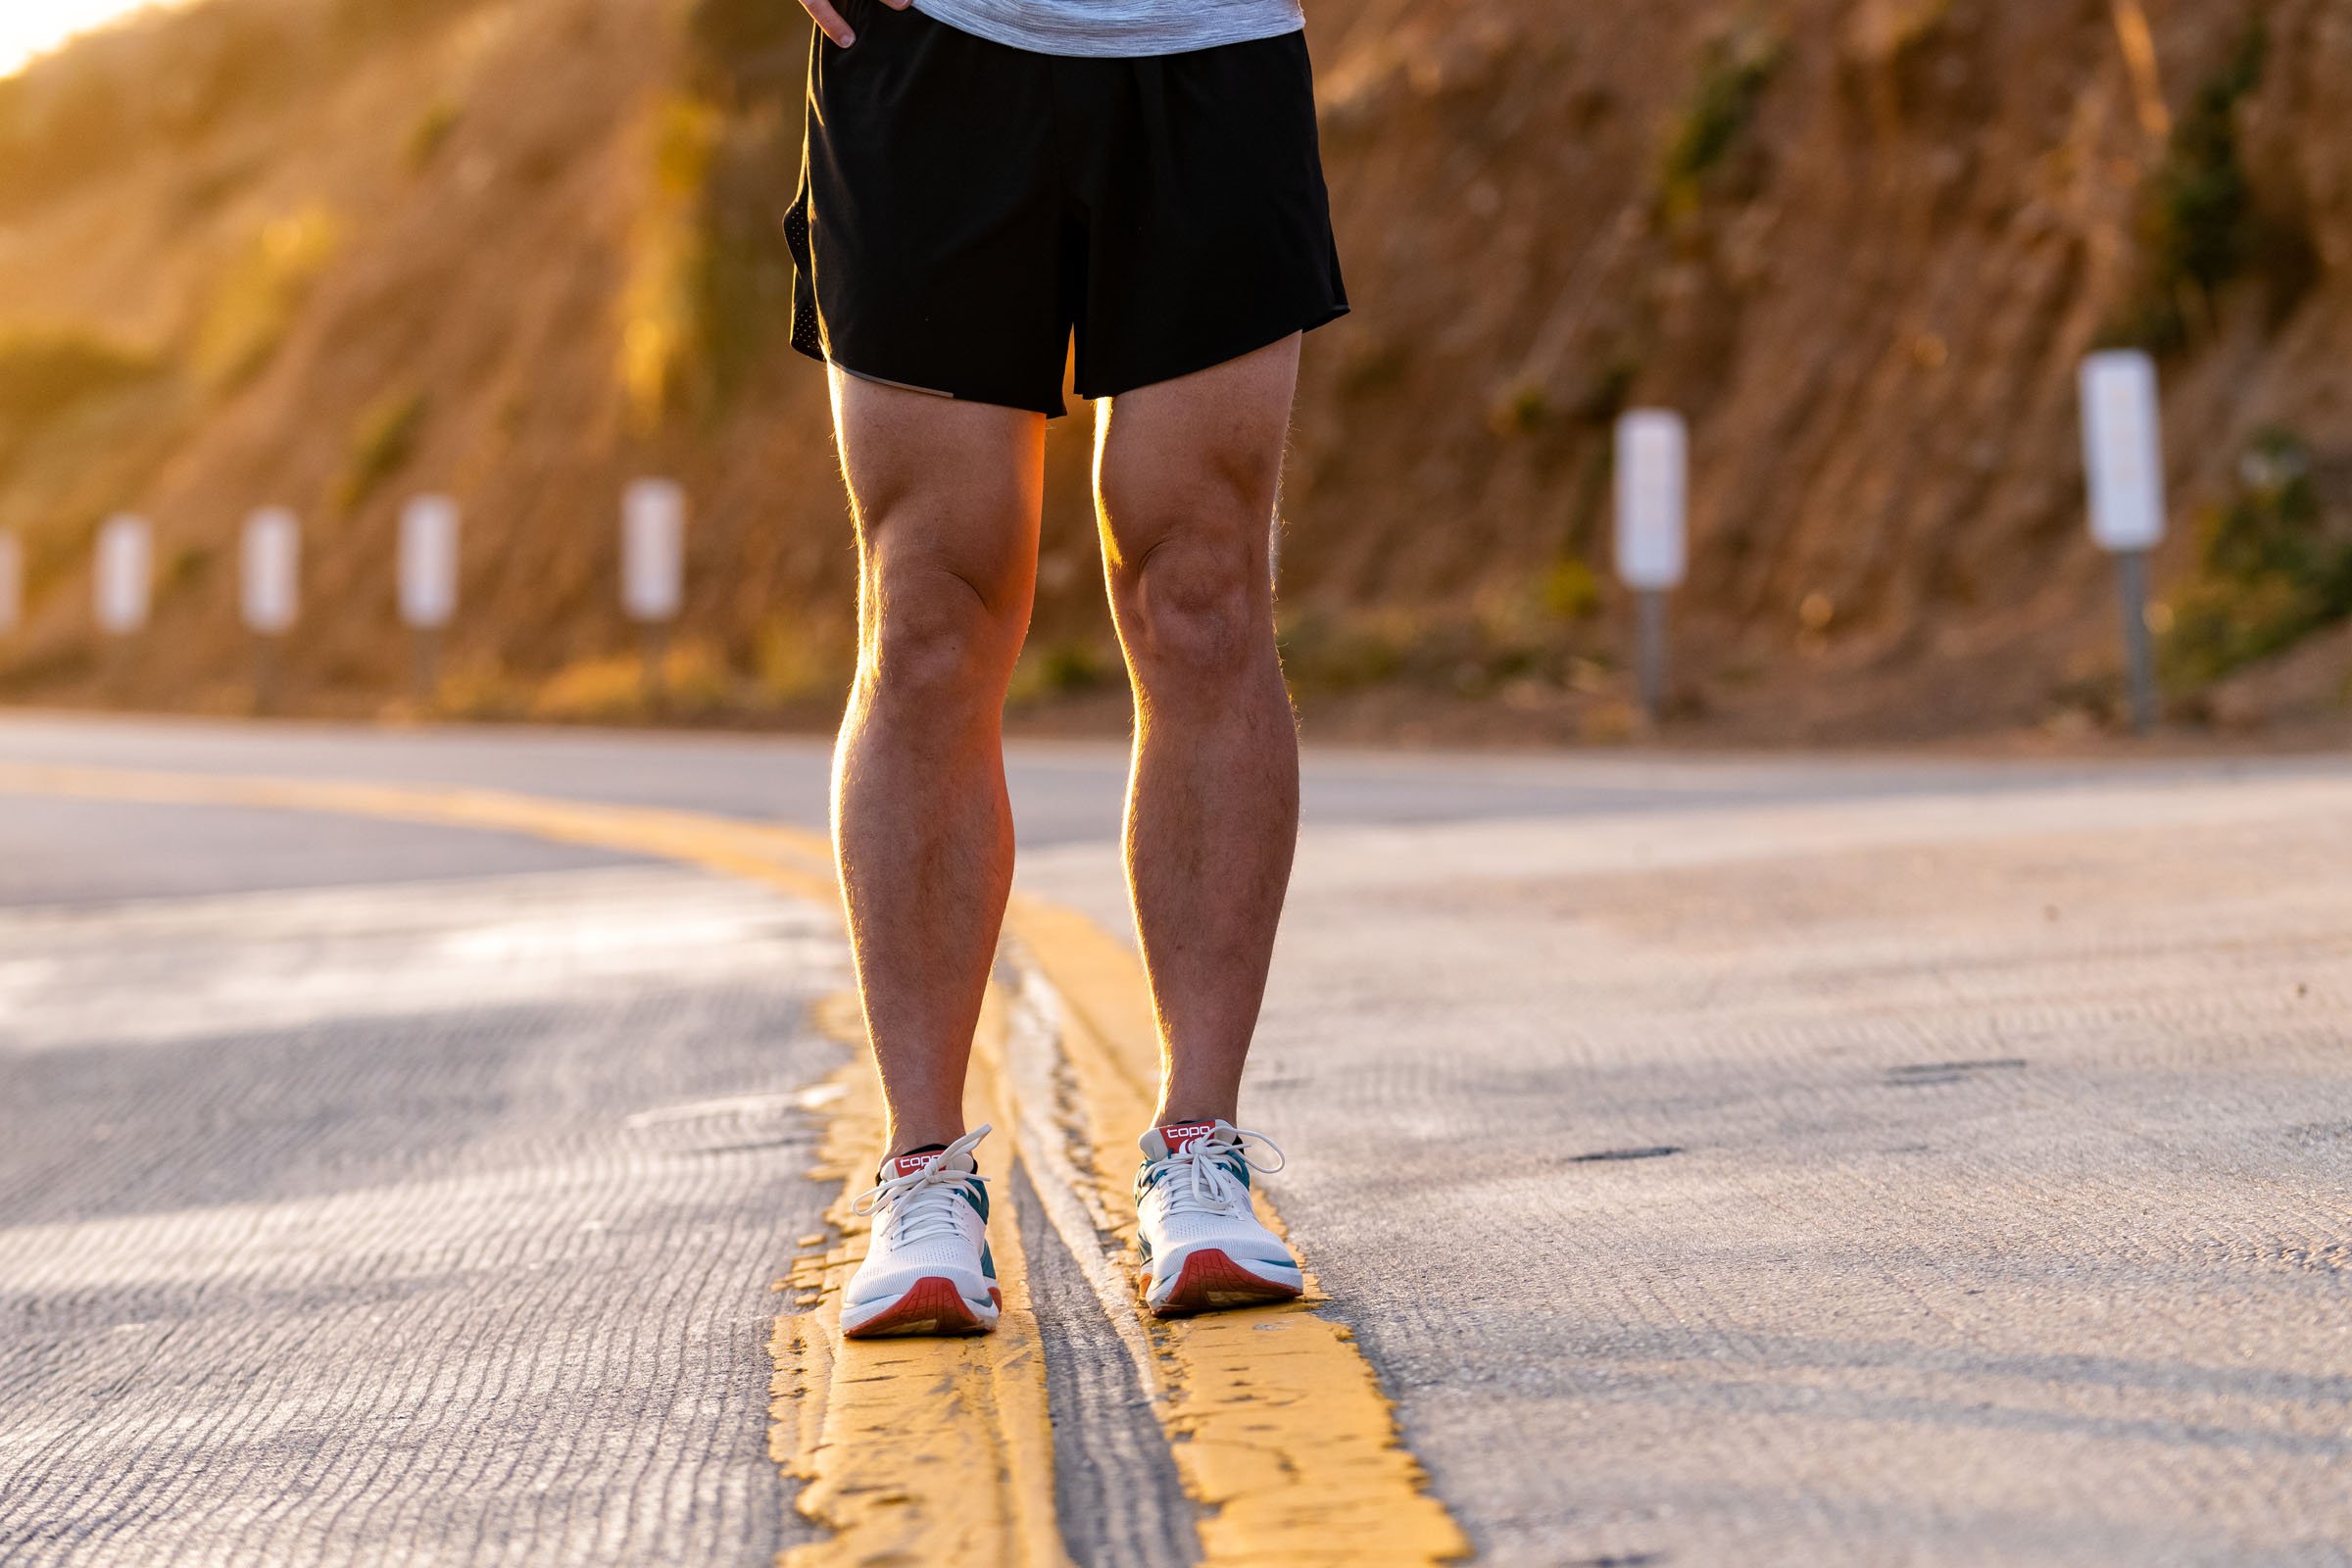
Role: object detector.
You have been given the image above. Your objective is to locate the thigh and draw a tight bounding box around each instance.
[787,0,1071,417]
[833,369,1047,607]
[1092,334,1301,576]
[1072,32,1347,403]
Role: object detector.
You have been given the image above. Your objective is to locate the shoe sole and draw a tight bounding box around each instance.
[840,1276,1002,1340]
[1147,1249,1303,1318]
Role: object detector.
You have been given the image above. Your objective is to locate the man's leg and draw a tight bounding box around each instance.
[829,371,1045,1157]
[1094,335,1303,1128]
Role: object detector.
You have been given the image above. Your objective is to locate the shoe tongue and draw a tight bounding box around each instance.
[1142,1120,1224,1160]
[886,1146,975,1181]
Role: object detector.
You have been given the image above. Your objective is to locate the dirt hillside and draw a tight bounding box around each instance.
[0,0,2346,743]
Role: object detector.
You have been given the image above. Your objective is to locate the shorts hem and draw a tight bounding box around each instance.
[790,336,1068,419]
[1074,299,1349,403]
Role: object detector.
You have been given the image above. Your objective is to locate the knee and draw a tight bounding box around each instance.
[1107,523,1269,689]
[861,560,1031,710]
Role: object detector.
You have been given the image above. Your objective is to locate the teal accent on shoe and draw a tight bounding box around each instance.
[960,1178,991,1222]
[1136,1154,1253,1203]
[981,1244,997,1281]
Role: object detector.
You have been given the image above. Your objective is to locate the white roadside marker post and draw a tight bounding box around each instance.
[241,507,300,713]
[2080,350,2168,734]
[1614,410,1690,725]
[399,495,460,703]
[621,478,685,710]
[94,514,151,696]
[0,530,21,639]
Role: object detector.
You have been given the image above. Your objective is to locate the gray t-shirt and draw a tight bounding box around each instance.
[908,0,1304,57]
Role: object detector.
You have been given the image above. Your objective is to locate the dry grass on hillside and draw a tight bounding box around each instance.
[0,0,2346,745]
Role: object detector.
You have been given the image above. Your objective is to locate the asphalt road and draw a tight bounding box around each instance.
[2,711,2348,1565]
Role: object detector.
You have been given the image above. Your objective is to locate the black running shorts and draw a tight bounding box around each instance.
[783,0,1348,418]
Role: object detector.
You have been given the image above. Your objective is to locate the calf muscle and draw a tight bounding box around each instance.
[829,371,1045,1156]
[1095,336,1303,1126]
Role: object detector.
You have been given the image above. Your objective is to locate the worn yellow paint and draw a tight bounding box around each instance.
[774,986,1068,1568]
[0,759,1465,1564]
[1006,895,1473,1567]
[0,761,840,902]
[0,761,1063,1563]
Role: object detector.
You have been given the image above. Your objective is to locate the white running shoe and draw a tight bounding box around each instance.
[1134,1120,1303,1318]
[840,1125,1001,1339]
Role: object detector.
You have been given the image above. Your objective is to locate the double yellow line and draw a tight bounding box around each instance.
[0,759,1469,1566]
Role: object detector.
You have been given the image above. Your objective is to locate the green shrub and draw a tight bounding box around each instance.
[1490,381,1551,437]
[2109,19,2268,352]
[1539,558,1603,621]
[1657,22,1783,220]
[2161,426,2352,685]
[1576,358,1640,427]
[1008,639,1116,705]
[339,389,425,513]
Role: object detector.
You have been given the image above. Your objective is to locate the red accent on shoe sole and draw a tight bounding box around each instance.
[1150,1249,1302,1318]
[841,1275,994,1339]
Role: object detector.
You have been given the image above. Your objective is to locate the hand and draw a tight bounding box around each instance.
[797,0,908,48]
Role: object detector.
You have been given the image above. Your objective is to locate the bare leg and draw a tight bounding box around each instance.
[827,371,1045,1156]
[1094,336,1303,1129]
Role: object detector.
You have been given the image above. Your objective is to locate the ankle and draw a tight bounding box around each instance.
[1151,1104,1237,1132]
[884,1127,965,1160]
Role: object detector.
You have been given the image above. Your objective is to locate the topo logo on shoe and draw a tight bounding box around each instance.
[1161,1123,1217,1151]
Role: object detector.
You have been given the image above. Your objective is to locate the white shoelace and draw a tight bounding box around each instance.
[1154,1124,1286,1218]
[853,1124,991,1245]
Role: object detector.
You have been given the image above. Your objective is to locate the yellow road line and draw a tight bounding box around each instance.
[1007,897,1472,1567]
[775,988,1067,1568]
[0,762,1049,1566]
[0,759,1468,1564]
[0,761,840,902]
